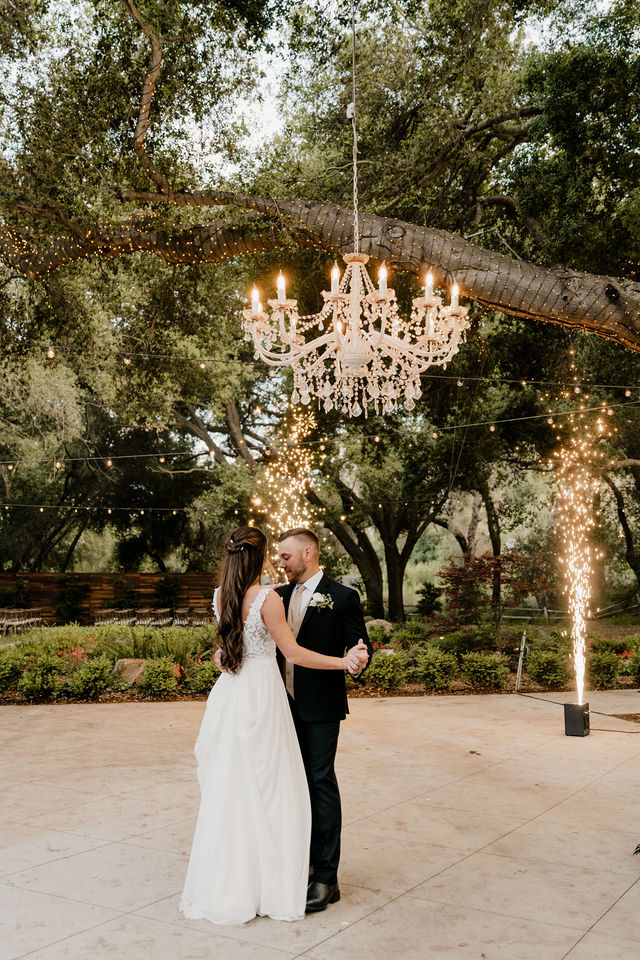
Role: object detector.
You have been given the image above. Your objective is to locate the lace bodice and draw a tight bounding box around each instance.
[212,587,276,661]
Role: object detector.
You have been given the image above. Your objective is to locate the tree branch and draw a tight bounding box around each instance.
[173,405,228,464]
[3,196,640,352]
[119,0,171,193]
[225,402,255,466]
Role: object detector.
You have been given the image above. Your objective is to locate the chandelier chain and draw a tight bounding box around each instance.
[351,0,359,254]
[243,0,469,418]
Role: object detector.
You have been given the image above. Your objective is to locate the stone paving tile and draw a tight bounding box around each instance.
[347,797,521,852]
[424,774,570,820]
[4,841,187,913]
[339,827,467,898]
[0,821,109,877]
[485,817,640,878]
[587,877,640,943]
[12,913,295,960]
[301,895,584,960]
[0,781,95,826]
[562,931,639,960]
[0,881,119,960]
[123,816,197,857]
[409,851,636,930]
[19,785,197,842]
[135,884,390,955]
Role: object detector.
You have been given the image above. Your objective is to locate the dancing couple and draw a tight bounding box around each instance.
[179,526,372,925]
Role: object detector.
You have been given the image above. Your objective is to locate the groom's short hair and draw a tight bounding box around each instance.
[278,527,319,551]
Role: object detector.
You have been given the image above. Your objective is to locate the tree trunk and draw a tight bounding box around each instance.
[306,489,385,617]
[3,198,640,351]
[604,476,640,590]
[477,479,502,608]
[385,547,407,623]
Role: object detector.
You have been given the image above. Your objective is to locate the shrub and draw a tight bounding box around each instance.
[431,631,481,658]
[588,650,621,688]
[153,573,183,611]
[538,630,572,657]
[17,653,65,701]
[461,652,509,690]
[0,647,25,691]
[589,635,629,655]
[391,619,427,650]
[367,624,391,648]
[66,655,115,699]
[415,650,458,691]
[398,643,427,680]
[629,649,640,684]
[526,650,569,689]
[0,578,30,608]
[416,581,442,617]
[187,657,220,694]
[137,657,179,697]
[54,576,90,623]
[365,650,406,692]
[471,622,500,651]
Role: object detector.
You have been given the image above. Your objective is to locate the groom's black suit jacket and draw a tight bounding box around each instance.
[276,574,372,723]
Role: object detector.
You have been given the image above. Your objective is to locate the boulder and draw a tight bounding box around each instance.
[113,658,148,685]
[366,619,394,634]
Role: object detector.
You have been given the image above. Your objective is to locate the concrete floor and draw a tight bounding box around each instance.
[1,690,640,960]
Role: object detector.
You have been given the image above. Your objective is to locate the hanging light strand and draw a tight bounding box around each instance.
[242,1,469,417]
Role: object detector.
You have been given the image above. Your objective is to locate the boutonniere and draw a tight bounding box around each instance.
[308,592,334,610]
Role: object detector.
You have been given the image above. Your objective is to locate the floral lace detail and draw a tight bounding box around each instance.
[212,587,276,661]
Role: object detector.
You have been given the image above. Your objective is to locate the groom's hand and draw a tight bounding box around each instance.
[346,638,370,676]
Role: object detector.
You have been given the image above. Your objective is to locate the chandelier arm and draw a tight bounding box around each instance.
[251,331,336,365]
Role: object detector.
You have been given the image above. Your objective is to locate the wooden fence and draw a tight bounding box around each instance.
[0,573,216,626]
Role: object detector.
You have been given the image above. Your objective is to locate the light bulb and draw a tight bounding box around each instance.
[331,262,340,295]
[277,272,286,303]
[451,283,459,309]
[378,262,387,294]
[251,286,260,313]
[425,271,434,299]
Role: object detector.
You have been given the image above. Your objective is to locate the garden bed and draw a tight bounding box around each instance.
[1,620,639,705]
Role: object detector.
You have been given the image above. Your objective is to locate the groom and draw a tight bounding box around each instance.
[277,528,371,913]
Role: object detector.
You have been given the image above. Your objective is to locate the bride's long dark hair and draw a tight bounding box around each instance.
[218,526,268,673]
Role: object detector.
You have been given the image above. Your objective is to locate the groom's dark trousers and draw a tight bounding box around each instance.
[276,575,371,885]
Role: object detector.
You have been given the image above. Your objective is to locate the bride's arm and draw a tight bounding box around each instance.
[261,591,355,671]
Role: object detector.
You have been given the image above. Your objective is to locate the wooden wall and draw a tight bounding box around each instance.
[0,573,216,625]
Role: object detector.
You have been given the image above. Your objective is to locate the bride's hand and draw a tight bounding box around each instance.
[214,648,225,672]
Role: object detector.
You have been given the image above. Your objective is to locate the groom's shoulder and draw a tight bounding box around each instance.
[325,577,362,603]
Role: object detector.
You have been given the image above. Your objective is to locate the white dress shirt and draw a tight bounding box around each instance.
[291,569,324,616]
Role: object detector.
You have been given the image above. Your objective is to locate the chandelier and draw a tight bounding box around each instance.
[242,7,470,418]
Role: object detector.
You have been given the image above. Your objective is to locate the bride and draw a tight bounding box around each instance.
[179,525,364,925]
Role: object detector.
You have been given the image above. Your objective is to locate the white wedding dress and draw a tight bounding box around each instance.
[179,587,312,925]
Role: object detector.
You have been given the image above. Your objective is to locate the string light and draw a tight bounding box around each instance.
[259,408,319,540]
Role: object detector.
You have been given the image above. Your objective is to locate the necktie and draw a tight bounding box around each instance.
[285,586,305,697]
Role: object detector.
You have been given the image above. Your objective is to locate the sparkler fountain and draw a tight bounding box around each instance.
[554,416,605,736]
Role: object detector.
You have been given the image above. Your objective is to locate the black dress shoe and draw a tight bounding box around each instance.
[305,881,340,913]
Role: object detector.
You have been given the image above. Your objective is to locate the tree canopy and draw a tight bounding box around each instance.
[1,0,639,617]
